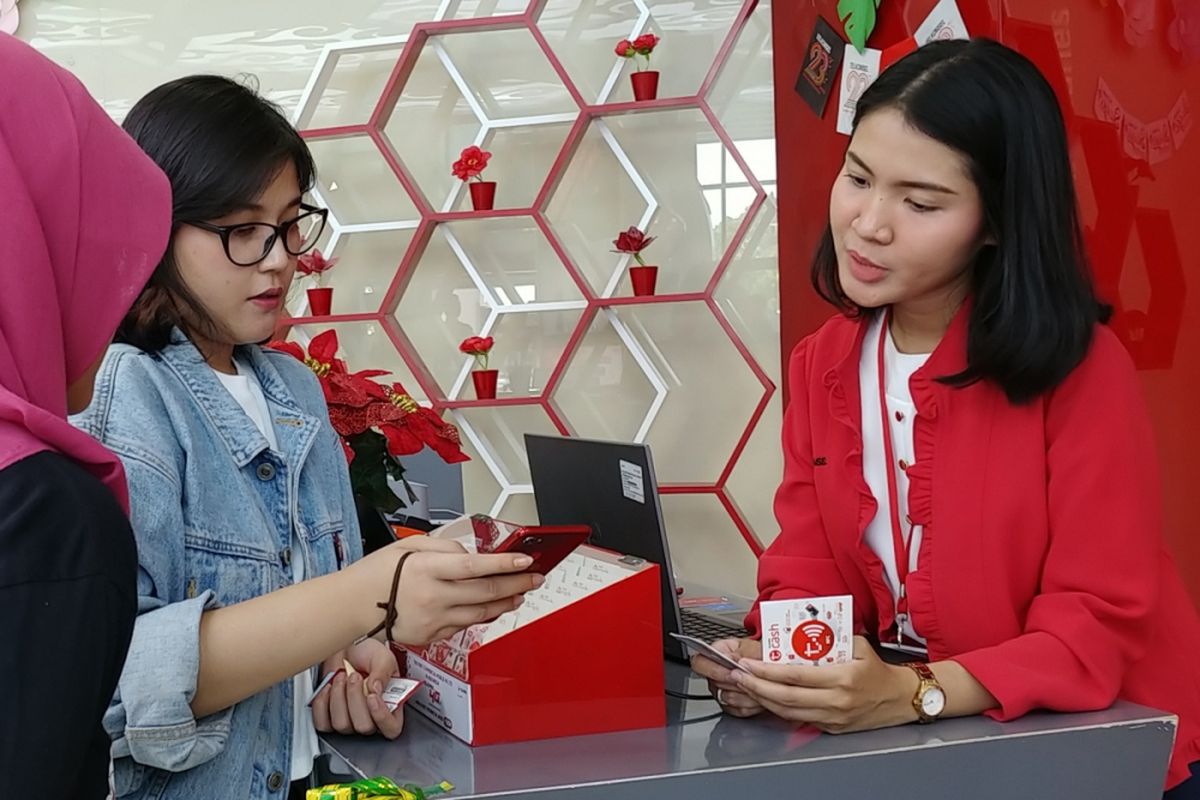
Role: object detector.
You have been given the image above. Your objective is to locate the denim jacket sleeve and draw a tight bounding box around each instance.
[107,453,234,772]
[74,350,234,772]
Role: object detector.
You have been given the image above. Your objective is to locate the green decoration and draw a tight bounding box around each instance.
[347,429,415,515]
[837,0,882,53]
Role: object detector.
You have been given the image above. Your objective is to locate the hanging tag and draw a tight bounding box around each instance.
[1168,92,1192,150]
[1094,76,1126,127]
[1123,113,1149,161]
[795,15,846,117]
[836,44,882,135]
[1147,118,1174,164]
[915,0,969,44]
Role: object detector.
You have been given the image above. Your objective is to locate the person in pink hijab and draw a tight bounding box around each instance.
[0,35,171,797]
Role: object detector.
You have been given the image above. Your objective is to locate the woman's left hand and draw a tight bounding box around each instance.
[732,636,919,734]
[312,639,405,739]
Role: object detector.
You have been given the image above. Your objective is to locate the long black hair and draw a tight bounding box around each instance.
[117,75,317,352]
[811,38,1109,404]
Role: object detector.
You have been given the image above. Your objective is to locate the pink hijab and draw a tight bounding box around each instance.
[0,35,170,513]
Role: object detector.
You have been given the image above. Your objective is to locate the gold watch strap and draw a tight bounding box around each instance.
[905,661,935,682]
[903,661,942,723]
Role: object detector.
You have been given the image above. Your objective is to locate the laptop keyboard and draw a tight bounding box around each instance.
[679,608,749,642]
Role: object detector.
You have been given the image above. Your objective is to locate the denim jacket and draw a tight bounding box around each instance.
[71,330,362,799]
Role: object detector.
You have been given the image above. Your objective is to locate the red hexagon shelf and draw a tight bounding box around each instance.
[282,0,776,555]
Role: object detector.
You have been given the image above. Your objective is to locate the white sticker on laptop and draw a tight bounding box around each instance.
[619,459,645,504]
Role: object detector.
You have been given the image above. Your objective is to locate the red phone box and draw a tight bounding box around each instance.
[404,516,665,745]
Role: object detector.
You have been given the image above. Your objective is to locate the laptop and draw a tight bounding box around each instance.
[525,434,751,662]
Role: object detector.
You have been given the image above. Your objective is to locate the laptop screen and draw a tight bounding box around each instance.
[525,433,688,660]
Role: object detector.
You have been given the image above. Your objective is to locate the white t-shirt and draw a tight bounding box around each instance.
[214,358,319,781]
[859,315,930,649]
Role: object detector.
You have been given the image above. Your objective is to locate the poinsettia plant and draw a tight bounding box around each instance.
[615,33,661,71]
[452,145,492,182]
[459,335,495,370]
[612,226,656,266]
[297,248,338,287]
[269,331,469,514]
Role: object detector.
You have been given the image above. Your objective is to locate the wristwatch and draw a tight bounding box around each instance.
[904,662,946,723]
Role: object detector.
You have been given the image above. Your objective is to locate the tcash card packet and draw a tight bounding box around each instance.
[380,677,422,712]
[760,595,853,665]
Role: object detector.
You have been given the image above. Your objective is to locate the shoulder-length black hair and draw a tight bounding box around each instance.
[811,38,1109,404]
[117,75,316,352]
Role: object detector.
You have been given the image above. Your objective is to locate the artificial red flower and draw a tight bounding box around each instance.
[297,248,338,277]
[612,226,656,266]
[267,331,470,513]
[458,336,495,356]
[632,33,660,54]
[268,330,468,463]
[269,340,306,362]
[459,335,495,371]
[306,329,341,367]
[273,330,384,411]
[451,145,492,182]
[379,384,470,465]
[615,32,661,70]
[612,226,654,253]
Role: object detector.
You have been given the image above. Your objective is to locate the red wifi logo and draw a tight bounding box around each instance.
[792,620,834,661]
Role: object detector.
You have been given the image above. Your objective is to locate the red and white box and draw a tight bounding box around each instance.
[760,595,854,665]
[403,516,665,746]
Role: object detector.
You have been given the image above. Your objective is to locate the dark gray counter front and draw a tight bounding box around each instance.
[320,663,1176,799]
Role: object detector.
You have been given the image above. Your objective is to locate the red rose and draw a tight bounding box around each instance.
[297,248,338,277]
[459,335,495,370]
[612,226,655,254]
[612,226,656,266]
[459,335,494,356]
[614,39,635,57]
[451,145,492,182]
[632,33,660,54]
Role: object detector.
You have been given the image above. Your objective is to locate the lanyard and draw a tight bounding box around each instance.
[877,309,915,645]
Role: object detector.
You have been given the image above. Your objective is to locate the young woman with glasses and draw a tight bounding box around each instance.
[71,75,541,800]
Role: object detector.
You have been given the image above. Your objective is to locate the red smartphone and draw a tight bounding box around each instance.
[491,525,591,575]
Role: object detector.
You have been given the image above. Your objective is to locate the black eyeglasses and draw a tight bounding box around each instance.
[182,204,329,267]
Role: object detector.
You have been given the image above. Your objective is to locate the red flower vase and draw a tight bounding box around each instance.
[631,71,660,101]
[307,287,333,316]
[629,265,658,296]
[470,181,496,211]
[472,369,499,399]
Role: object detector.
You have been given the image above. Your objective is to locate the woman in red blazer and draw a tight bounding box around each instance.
[690,38,1200,795]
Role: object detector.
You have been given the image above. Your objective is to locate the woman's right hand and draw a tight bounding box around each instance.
[691,637,767,718]
[353,536,544,645]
